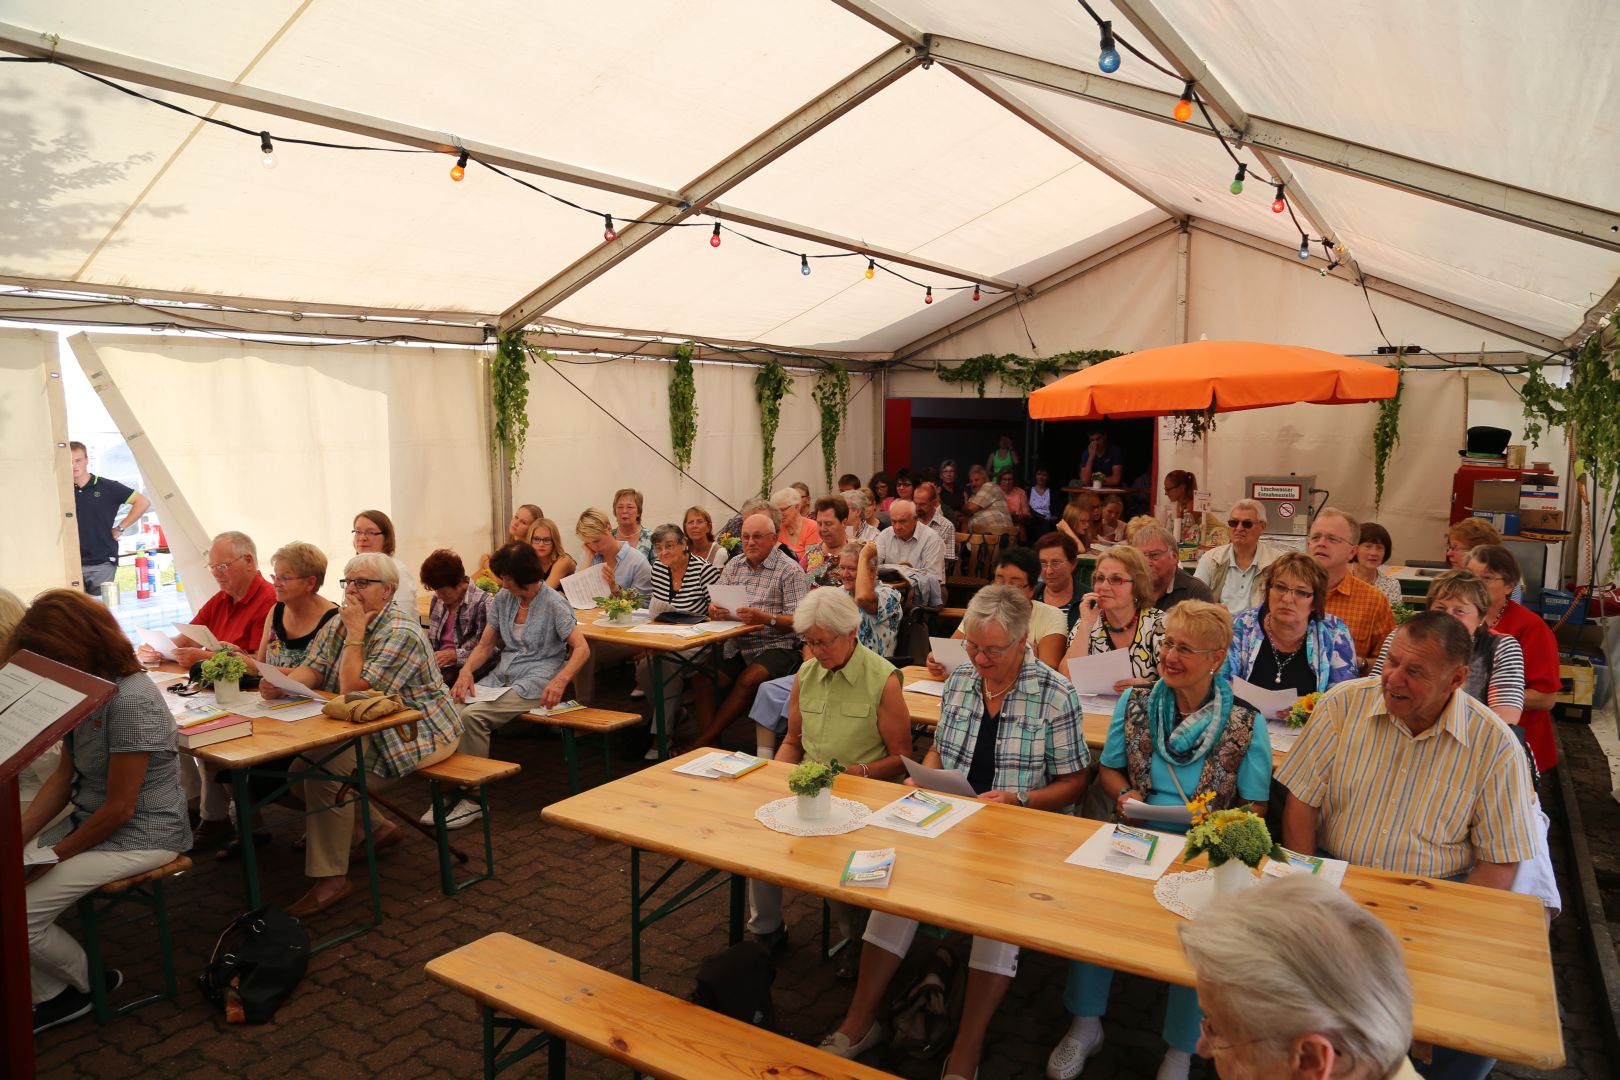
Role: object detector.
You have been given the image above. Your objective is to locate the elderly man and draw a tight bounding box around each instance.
[1193,498,1283,611]
[913,481,956,568]
[683,512,812,750]
[70,441,151,594]
[1310,507,1394,665]
[1133,524,1213,612]
[1278,610,1536,1079]
[875,498,945,605]
[137,531,275,668]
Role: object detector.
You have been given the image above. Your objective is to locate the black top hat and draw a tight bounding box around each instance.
[1463,426,1511,456]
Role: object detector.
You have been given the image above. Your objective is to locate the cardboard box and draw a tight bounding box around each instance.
[1471,478,1521,511]
[1520,508,1565,531]
[1469,509,1518,536]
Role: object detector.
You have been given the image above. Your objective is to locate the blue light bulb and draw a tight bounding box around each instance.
[800,255,811,276]
[1297,238,1312,261]
[1099,47,1120,73]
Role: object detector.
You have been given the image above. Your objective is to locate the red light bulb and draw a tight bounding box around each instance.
[603,214,617,243]
[1271,196,1286,213]
[709,223,721,248]
[972,286,981,302]
[924,287,933,305]
[1173,81,1195,123]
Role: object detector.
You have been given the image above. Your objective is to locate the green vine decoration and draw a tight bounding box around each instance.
[755,359,793,496]
[491,330,552,477]
[934,349,1122,397]
[1168,406,1218,442]
[811,365,850,493]
[669,342,698,473]
[1372,355,1406,510]
[1518,356,1564,450]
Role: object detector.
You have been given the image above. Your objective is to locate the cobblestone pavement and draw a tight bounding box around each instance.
[30,674,1616,1079]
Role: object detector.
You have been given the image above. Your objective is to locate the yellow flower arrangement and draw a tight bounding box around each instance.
[1285,691,1323,729]
[1185,790,1216,825]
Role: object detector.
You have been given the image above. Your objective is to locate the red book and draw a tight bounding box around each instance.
[176,713,254,749]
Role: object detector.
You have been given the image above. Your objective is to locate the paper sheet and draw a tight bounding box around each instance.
[137,627,179,661]
[1267,721,1299,753]
[255,698,325,722]
[1229,677,1305,721]
[252,662,316,698]
[470,683,513,703]
[1079,694,1120,714]
[560,566,610,610]
[1122,798,1193,826]
[672,750,765,779]
[687,619,744,634]
[24,845,59,867]
[903,679,946,698]
[1066,825,1187,880]
[1262,852,1348,887]
[174,623,222,651]
[868,791,985,838]
[0,666,88,764]
[1065,648,1133,696]
[706,584,751,615]
[900,757,978,797]
[626,623,705,638]
[928,636,969,673]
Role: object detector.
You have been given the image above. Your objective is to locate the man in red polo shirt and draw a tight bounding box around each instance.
[137,531,276,667]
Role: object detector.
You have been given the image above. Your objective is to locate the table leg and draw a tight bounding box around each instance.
[562,730,581,795]
[628,846,737,983]
[630,847,642,983]
[352,760,383,929]
[729,873,745,945]
[232,768,262,910]
[649,653,669,761]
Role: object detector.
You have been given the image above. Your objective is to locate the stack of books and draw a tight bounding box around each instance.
[175,705,253,749]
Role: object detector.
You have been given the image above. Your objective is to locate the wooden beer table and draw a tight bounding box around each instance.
[543,754,1562,1069]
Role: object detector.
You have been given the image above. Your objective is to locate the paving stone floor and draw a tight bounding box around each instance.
[29,672,1616,1079]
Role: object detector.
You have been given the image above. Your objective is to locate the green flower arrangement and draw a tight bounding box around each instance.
[199,649,249,688]
[594,587,646,619]
[717,531,741,552]
[787,759,844,796]
[1183,805,1278,868]
[1392,601,1417,626]
[472,567,500,595]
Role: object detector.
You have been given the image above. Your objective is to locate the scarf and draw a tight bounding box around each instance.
[1122,676,1256,810]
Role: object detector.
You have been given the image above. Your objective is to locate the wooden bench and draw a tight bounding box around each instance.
[416,754,521,894]
[78,854,192,1023]
[517,706,643,794]
[427,933,895,1079]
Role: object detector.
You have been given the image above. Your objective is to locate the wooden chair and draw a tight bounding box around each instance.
[516,706,642,794]
[77,854,192,1022]
[415,754,521,895]
[945,529,1016,605]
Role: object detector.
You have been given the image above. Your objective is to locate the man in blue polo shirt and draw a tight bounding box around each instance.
[71,442,149,594]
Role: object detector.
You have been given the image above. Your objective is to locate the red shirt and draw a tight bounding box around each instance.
[1493,601,1560,770]
[193,574,277,654]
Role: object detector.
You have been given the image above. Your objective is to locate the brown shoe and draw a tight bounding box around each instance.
[286,880,355,919]
[350,826,404,860]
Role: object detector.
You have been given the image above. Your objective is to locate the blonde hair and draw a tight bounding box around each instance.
[612,488,644,517]
[271,541,329,588]
[1123,515,1158,542]
[528,517,563,546]
[1164,600,1233,655]
[0,587,25,654]
[575,507,613,541]
[1096,546,1154,611]
[1449,516,1503,549]
[1426,569,1491,616]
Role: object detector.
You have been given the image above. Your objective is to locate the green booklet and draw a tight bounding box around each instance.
[841,848,896,888]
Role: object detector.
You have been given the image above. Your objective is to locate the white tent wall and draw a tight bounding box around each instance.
[516,357,879,543]
[73,333,493,608]
[0,327,78,599]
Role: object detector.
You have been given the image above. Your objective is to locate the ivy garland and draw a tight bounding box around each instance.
[755,359,794,496]
[811,364,850,493]
[1167,406,1218,443]
[491,330,552,477]
[1372,355,1406,510]
[934,349,1122,397]
[669,342,698,473]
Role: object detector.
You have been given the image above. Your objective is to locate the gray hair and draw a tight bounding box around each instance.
[345,552,398,589]
[1179,875,1412,1078]
[215,530,257,559]
[650,523,687,550]
[1315,506,1361,544]
[888,499,917,519]
[961,584,1031,645]
[769,488,801,512]
[1131,524,1176,551]
[843,490,868,515]
[740,497,781,532]
[1229,497,1268,527]
[795,587,861,637]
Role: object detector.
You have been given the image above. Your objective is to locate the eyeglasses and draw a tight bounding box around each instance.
[339,577,384,589]
[1160,636,1222,658]
[963,638,1020,661]
[803,634,847,651]
[530,535,555,545]
[351,528,383,538]
[1308,532,1352,546]
[207,555,247,573]
[1226,518,1259,529]
[652,543,684,555]
[1269,583,1314,601]
[1199,1017,1277,1054]
[1092,573,1133,588]
[271,573,309,585]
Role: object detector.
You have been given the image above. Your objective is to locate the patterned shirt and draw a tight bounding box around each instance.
[850,582,903,657]
[1323,571,1395,661]
[487,586,579,699]
[303,607,461,778]
[1370,570,1404,608]
[965,482,1013,532]
[1224,607,1357,693]
[1371,629,1525,717]
[652,554,722,615]
[935,658,1090,802]
[1275,676,1539,878]
[616,525,653,561]
[1072,607,1166,680]
[427,586,495,670]
[44,675,192,854]
[718,549,811,660]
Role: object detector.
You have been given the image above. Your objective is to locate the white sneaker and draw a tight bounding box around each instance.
[642,746,661,761]
[1046,1023,1103,1079]
[418,803,439,825]
[630,688,645,699]
[819,1022,882,1059]
[443,798,484,830]
[1155,1049,1191,1080]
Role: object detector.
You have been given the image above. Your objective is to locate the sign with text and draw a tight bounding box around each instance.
[1252,483,1303,501]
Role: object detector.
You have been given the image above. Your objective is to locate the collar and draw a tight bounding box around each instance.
[1374,688,1469,746]
[1327,570,1354,595]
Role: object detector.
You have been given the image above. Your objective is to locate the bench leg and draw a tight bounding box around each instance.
[76,881,178,1023]
[76,894,111,1024]
[431,781,497,895]
[562,730,581,795]
[481,1004,557,1079]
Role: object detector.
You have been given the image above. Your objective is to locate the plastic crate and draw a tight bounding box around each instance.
[1539,588,1588,626]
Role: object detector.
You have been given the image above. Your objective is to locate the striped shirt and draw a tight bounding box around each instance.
[1371,629,1525,716]
[652,554,722,615]
[1323,572,1395,661]
[717,549,811,660]
[1275,676,1538,878]
[936,658,1090,802]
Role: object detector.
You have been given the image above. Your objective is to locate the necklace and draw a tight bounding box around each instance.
[1103,610,1137,636]
[983,673,1016,699]
[1262,615,1304,685]
[1487,605,1505,629]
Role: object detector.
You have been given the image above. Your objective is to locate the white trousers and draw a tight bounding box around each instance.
[747,880,859,940]
[28,847,178,1003]
[863,910,1019,978]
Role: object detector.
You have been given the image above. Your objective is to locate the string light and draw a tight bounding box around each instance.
[602,214,617,242]
[1173,81,1195,123]
[972,284,981,301]
[924,286,933,304]
[800,254,811,276]
[449,150,468,182]
[865,259,875,280]
[709,222,721,247]
[1297,235,1312,261]
[1229,163,1246,195]
[1271,183,1287,214]
[1097,21,1120,73]
[259,131,275,169]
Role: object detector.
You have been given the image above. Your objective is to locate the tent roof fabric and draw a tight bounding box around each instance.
[1,1,1616,353]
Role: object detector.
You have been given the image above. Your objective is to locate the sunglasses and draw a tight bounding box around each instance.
[1226,519,1259,529]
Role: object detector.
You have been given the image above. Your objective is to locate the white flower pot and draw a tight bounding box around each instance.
[213,678,246,707]
[1211,857,1253,897]
[796,788,832,820]
[606,611,636,626]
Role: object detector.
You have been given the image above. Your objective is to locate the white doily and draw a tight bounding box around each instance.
[754,795,871,836]
[1154,866,1256,920]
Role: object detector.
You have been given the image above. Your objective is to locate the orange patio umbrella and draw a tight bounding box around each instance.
[1027,340,1398,420]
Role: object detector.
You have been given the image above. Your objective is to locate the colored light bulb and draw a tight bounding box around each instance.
[1098,22,1120,73]
[972,285,981,302]
[450,150,468,182]
[1173,81,1194,123]
[800,255,811,276]
[864,259,875,280]
[602,215,617,242]
[1297,237,1312,260]
[709,222,721,248]
[1229,163,1246,195]
[259,131,275,169]
[1271,184,1286,213]
[924,287,933,304]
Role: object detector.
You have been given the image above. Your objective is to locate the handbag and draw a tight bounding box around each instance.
[887,942,965,1060]
[321,690,406,724]
[197,905,310,1023]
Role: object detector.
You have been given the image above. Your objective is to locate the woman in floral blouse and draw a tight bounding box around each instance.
[1061,545,1165,693]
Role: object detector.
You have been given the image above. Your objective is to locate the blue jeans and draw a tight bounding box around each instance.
[1413,1046,1495,1080]
[1063,960,1201,1053]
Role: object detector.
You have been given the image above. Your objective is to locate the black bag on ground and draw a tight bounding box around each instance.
[887,941,966,1060]
[691,940,776,1030]
[197,905,309,1023]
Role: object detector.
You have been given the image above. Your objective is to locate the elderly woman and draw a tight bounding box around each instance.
[612,487,654,559]
[684,506,730,568]
[439,542,590,824]
[1371,569,1524,725]
[13,591,193,1034]
[748,588,912,975]
[1048,601,1271,1080]
[419,548,495,687]
[937,458,967,519]
[631,525,724,755]
[1180,874,1420,1080]
[1468,545,1559,773]
[843,489,881,544]
[926,548,1066,674]
[576,507,654,595]
[824,587,1087,1078]
[1033,531,1083,631]
[352,509,419,623]
[1446,516,1502,569]
[526,516,577,591]
[1350,521,1405,607]
[1061,545,1165,691]
[805,495,854,586]
[963,463,1014,533]
[266,553,461,917]
[771,487,821,568]
[1222,552,1356,704]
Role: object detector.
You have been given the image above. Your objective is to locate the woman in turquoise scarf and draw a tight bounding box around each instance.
[1046,601,1273,1080]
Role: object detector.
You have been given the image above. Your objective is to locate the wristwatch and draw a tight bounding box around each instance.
[1015,790,1029,807]
[768,614,778,628]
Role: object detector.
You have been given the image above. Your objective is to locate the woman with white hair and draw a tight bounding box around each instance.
[1180,873,1420,1079]
[822,586,1089,1080]
[1193,499,1282,612]
[842,489,880,544]
[771,487,820,568]
[747,587,911,975]
[262,552,461,918]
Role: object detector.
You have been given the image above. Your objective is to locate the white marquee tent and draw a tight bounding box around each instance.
[1,1,1617,604]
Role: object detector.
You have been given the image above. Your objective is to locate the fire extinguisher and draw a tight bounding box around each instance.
[135,552,151,599]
